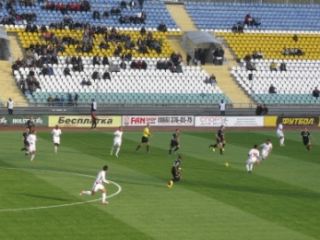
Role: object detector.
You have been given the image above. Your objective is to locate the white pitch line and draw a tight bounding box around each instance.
[0,167,122,212]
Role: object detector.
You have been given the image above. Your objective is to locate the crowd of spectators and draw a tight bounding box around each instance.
[42,1,91,13]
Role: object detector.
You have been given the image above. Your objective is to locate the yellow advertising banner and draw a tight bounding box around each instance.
[49,116,121,128]
[264,116,277,127]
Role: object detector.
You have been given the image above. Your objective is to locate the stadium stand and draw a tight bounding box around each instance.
[185,2,320,31]
[0,0,178,30]
[231,59,320,104]
[13,56,228,105]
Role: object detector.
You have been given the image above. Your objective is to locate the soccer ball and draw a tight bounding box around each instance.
[225,162,229,167]
[167,180,173,188]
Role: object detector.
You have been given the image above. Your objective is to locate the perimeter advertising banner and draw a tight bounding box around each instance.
[195,116,264,127]
[122,116,194,126]
[0,115,48,126]
[277,117,319,126]
[48,116,121,128]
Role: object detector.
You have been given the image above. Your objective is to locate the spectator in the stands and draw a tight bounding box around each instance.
[47,95,54,106]
[292,34,299,42]
[244,14,253,26]
[252,50,263,59]
[92,11,100,20]
[102,56,109,65]
[92,56,100,65]
[312,87,320,98]
[186,53,192,66]
[63,66,71,76]
[103,71,111,80]
[67,93,73,105]
[53,95,60,106]
[255,104,263,115]
[204,74,217,86]
[120,60,126,70]
[138,0,144,9]
[74,93,79,106]
[280,62,287,71]
[269,84,277,94]
[140,26,146,35]
[219,99,226,116]
[269,61,278,71]
[92,71,100,80]
[81,79,92,86]
[157,22,167,32]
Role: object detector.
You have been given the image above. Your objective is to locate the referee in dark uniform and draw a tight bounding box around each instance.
[301,128,311,151]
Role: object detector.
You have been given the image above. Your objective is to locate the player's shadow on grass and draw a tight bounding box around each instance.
[18,193,71,202]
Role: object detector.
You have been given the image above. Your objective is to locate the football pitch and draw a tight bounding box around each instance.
[0,129,320,240]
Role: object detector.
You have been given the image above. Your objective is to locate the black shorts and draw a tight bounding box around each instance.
[24,140,29,146]
[170,140,179,148]
[141,136,149,143]
[303,139,310,146]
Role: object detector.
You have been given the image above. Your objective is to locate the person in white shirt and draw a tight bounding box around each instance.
[7,98,14,115]
[80,165,110,204]
[246,144,260,173]
[260,139,273,160]
[276,123,285,146]
[51,125,62,153]
[110,127,123,158]
[219,99,226,116]
[27,129,37,161]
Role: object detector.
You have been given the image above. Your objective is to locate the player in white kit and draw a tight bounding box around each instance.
[27,129,37,161]
[276,123,285,146]
[260,139,273,160]
[51,125,62,153]
[246,144,260,173]
[80,165,110,204]
[110,127,123,158]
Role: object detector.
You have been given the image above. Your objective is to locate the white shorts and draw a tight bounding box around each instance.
[277,130,284,138]
[261,151,269,160]
[28,144,36,152]
[53,137,60,145]
[247,157,258,165]
[113,140,122,147]
[92,183,105,192]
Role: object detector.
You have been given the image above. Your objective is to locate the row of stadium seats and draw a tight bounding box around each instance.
[231,60,320,104]
[185,2,320,31]
[0,0,178,29]
[18,29,174,58]
[216,32,320,60]
[14,57,229,104]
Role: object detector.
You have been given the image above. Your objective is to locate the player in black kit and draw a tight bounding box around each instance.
[21,127,30,154]
[209,125,225,154]
[167,154,182,188]
[169,129,180,154]
[301,128,311,151]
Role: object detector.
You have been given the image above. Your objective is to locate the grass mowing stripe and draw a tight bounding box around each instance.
[54,131,320,239]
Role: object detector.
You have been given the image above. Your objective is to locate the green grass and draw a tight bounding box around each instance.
[0,129,320,240]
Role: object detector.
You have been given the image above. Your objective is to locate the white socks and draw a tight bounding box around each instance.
[30,154,35,161]
[82,191,92,196]
[246,163,253,172]
[280,137,285,146]
[102,192,107,203]
[54,146,58,153]
[115,147,120,157]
